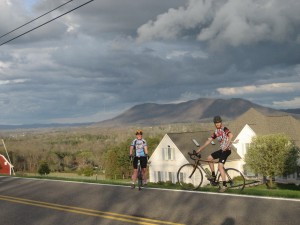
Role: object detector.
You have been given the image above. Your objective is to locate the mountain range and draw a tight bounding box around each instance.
[97,98,300,126]
[1,98,299,129]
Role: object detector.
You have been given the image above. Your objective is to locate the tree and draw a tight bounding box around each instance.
[103,136,161,180]
[38,161,51,175]
[104,141,131,179]
[53,151,69,171]
[244,134,299,188]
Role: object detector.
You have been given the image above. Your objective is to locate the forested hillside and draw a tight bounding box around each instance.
[0,123,209,178]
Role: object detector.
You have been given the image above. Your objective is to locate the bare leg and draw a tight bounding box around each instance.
[142,168,147,184]
[218,163,226,182]
[132,169,138,183]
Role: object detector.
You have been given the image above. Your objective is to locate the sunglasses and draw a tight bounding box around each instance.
[135,133,143,135]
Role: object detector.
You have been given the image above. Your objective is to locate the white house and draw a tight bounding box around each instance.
[230,108,300,184]
[148,131,241,186]
[149,108,300,185]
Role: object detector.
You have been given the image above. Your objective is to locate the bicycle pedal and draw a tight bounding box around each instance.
[210,181,218,186]
[207,176,216,182]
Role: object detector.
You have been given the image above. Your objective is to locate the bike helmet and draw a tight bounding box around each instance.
[135,129,143,135]
[213,115,222,123]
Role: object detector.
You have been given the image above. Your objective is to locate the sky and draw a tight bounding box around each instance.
[0,0,300,125]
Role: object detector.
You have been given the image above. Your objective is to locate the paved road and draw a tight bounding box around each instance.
[0,176,299,225]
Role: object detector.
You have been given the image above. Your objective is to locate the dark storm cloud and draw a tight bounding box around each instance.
[0,0,300,125]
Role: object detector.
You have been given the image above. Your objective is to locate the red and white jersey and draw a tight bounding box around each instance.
[211,127,231,150]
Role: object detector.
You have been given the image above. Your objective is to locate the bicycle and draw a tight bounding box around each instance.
[137,157,143,191]
[177,150,246,191]
[130,156,146,191]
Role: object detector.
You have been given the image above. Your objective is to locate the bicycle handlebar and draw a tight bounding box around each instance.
[188,150,201,160]
[129,155,149,162]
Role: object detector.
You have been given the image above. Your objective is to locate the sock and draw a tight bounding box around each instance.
[212,171,216,177]
[223,181,227,186]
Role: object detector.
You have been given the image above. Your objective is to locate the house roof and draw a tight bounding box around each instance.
[0,154,13,167]
[229,108,300,147]
[167,131,241,164]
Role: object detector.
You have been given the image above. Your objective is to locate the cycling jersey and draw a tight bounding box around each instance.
[131,138,147,157]
[211,127,231,150]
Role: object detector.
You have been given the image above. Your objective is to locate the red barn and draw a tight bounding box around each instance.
[0,154,13,175]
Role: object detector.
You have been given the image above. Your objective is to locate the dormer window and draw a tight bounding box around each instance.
[162,145,175,160]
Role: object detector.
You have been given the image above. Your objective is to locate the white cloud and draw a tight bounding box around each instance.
[273,97,300,108]
[166,50,207,59]
[217,82,300,95]
[0,79,28,85]
[137,0,213,42]
[137,0,300,49]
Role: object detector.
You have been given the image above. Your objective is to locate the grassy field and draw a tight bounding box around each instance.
[13,172,300,199]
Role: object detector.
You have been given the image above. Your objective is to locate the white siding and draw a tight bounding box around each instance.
[149,134,188,183]
[233,124,256,159]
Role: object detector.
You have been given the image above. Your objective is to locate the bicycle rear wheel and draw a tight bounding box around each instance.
[177,164,203,190]
[217,168,245,191]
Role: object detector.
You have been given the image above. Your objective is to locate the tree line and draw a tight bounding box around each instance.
[0,123,198,178]
[1,124,299,186]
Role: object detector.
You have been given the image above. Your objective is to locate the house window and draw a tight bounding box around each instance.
[162,146,175,161]
[178,172,185,183]
[157,171,163,182]
[168,172,175,183]
[154,171,175,183]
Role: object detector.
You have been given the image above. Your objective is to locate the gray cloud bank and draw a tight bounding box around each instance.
[0,0,299,125]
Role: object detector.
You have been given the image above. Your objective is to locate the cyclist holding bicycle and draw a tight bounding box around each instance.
[129,129,149,189]
[196,116,233,192]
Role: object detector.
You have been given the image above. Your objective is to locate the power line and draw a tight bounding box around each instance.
[0,0,95,47]
[0,0,75,40]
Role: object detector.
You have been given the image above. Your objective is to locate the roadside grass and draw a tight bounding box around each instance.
[11,173,300,199]
[235,183,300,199]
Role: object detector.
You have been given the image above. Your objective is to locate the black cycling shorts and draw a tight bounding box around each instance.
[133,156,148,169]
[211,149,231,164]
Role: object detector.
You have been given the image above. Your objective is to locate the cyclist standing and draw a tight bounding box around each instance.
[129,129,149,189]
[196,116,233,192]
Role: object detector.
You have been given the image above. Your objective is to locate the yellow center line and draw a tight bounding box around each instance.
[0,195,185,225]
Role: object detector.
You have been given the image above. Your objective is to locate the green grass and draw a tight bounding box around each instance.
[235,183,300,198]
[9,173,300,199]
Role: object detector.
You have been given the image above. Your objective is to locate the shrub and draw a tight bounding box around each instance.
[77,165,94,177]
[38,161,50,175]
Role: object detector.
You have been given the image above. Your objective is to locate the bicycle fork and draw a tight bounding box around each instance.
[188,164,198,179]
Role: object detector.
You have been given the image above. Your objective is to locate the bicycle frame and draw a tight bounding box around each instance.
[177,152,246,191]
[187,154,217,179]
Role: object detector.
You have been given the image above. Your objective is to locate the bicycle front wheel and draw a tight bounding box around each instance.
[137,167,143,190]
[177,164,203,190]
[217,168,245,191]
